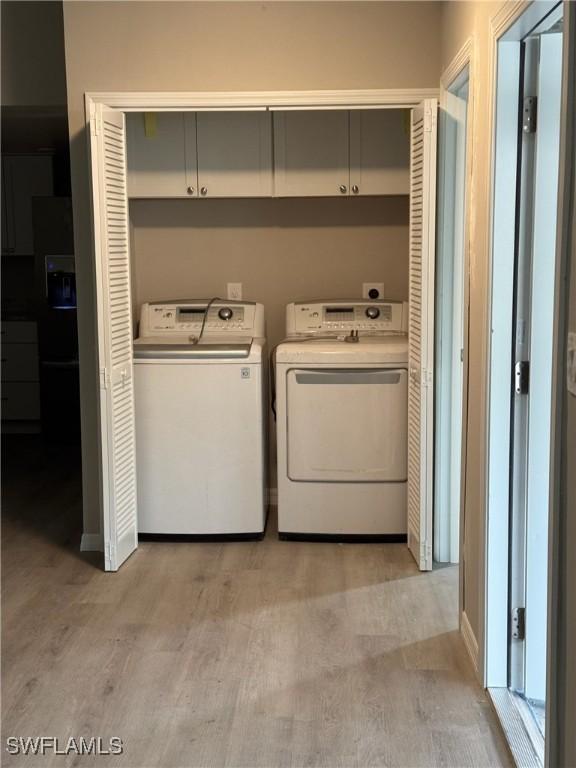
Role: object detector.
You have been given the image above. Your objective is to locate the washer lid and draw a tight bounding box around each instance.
[275,335,408,364]
[133,335,263,361]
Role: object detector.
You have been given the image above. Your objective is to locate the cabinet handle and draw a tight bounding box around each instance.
[339,185,347,194]
[201,187,208,196]
[187,186,195,195]
[352,185,359,194]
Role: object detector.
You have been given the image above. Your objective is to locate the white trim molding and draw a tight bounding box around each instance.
[80,533,104,552]
[490,0,528,42]
[84,88,439,114]
[493,0,559,43]
[461,611,480,677]
[440,37,474,91]
[435,36,475,582]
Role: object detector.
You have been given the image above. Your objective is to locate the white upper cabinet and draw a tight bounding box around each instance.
[273,111,350,197]
[350,110,410,196]
[127,112,272,199]
[196,112,272,198]
[126,109,410,199]
[127,113,197,198]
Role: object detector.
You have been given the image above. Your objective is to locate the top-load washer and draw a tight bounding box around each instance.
[133,299,267,537]
[275,299,408,539]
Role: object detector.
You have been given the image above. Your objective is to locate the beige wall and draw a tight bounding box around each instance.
[1,1,67,107]
[130,197,409,349]
[63,0,442,536]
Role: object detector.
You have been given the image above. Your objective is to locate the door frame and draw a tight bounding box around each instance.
[546,5,576,766]
[435,39,474,576]
[484,0,561,689]
[85,89,438,113]
[484,0,565,763]
[82,87,439,565]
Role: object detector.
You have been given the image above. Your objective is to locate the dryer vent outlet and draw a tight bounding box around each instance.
[362,283,385,300]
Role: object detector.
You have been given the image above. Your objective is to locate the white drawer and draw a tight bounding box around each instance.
[2,343,39,382]
[2,382,40,420]
[1,321,37,344]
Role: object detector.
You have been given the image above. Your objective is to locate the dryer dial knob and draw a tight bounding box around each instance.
[218,307,234,321]
[365,306,380,319]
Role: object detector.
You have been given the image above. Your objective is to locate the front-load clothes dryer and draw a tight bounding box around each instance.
[133,300,267,537]
[275,299,408,540]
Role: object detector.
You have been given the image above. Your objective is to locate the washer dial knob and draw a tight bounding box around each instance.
[365,306,380,319]
[218,307,234,321]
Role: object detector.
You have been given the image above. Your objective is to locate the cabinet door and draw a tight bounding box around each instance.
[350,110,410,196]
[196,112,272,197]
[2,155,53,255]
[126,112,197,198]
[274,111,350,197]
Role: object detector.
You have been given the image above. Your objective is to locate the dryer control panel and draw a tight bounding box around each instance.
[138,301,265,338]
[286,300,408,336]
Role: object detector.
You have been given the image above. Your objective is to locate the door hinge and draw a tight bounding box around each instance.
[421,541,433,568]
[424,108,436,134]
[522,97,537,134]
[422,368,433,388]
[514,360,530,395]
[105,541,116,569]
[511,607,526,640]
[99,367,110,390]
[90,104,102,136]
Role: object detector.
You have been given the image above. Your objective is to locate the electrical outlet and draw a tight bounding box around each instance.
[227,283,242,300]
[362,283,385,300]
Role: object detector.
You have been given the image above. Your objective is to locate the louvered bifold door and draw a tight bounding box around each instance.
[89,105,138,571]
[407,99,438,571]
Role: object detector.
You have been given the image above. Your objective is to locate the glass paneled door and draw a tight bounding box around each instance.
[509,6,564,736]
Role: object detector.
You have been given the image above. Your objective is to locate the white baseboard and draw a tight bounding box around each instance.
[461,610,480,675]
[80,533,103,552]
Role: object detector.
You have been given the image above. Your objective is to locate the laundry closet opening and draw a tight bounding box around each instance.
[127,108,411,508]
[87,95,437,571]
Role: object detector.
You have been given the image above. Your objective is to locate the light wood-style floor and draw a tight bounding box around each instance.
[2,437,512,768]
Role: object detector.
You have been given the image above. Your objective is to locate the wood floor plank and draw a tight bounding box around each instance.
[2,437,513,768]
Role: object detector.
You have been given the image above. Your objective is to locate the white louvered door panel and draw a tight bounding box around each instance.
[407,99,437,571]
[89,104,138,571]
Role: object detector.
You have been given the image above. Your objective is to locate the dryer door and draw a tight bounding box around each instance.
[287,367,407,482]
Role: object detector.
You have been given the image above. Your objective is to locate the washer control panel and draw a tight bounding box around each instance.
[138,301,265,338]
[286,300,408,336]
